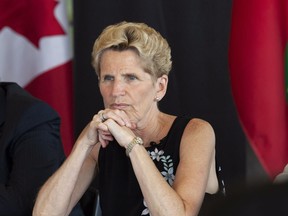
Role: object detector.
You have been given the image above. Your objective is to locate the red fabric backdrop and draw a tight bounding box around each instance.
[229,0,288,178]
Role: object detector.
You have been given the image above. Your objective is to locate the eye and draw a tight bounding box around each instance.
[102,75,114,82]
[126,74,138,81]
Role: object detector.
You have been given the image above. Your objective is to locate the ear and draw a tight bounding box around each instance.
[155,75,168,100]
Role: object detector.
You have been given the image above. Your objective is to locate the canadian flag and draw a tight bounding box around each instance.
[0,0,74,155]
[229,0,288,177]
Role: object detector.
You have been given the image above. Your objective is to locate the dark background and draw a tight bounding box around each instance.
[73,0,247,196]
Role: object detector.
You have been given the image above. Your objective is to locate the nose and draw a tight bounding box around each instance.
[111,79,125,97]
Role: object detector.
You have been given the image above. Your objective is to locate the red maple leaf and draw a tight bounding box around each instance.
[0,0,65,48]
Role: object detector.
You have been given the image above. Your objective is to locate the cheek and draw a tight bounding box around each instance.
[99,85,108,95]
[99,86,110,102]
[135,88,155,103]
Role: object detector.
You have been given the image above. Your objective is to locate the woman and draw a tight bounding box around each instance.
[33,21,224,216]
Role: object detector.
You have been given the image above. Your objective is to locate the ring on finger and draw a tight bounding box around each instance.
[99,112,107,122]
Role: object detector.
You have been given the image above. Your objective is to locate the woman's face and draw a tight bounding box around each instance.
[99,49,164,123]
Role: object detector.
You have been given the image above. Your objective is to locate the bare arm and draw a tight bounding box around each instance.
[33,121,102,216]
[107,118,217,216]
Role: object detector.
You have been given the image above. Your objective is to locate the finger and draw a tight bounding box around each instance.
[98,131,114,141]
[97,123,109,132]
[93,113,103,123]
[112,109,132,127]
[103,134,114,141]
[101,109,132,128]
[100,130,112,136]
[102,119,135,147]
[98,111,107,122]
[85,120,100,144]
[99,135,108,148]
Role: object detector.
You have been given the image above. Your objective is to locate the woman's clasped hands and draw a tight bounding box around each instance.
[87,109,137,149]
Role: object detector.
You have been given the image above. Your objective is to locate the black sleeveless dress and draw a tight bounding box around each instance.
[98,116,225,216]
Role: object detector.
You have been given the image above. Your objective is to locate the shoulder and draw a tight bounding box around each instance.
[173,118,218,209]
[17,99,60,134]
[4,82,59,120]
[185,118,215,139]
[180,118,215,153]
[3,83,60,133]
[24,99,59,120]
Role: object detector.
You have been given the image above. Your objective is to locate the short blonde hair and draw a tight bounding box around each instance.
[91,21,172,79]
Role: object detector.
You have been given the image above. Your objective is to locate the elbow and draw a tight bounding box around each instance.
[32,201,38,216]
[32,204,47,216]
[32,207,42,216]
[32,203,67,216]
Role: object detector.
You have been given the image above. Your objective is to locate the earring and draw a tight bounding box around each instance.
[155,97,161,102]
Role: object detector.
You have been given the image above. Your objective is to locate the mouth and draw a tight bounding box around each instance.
[110,103,129,110]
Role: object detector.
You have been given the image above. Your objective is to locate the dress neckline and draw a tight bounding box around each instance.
[145,116,180,150]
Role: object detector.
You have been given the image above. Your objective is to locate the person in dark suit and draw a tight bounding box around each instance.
[0,82,84,216]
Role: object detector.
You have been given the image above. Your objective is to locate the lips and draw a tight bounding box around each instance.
[110,103,129,110]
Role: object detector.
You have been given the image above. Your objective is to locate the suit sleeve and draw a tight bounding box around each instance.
[0,104,66,215]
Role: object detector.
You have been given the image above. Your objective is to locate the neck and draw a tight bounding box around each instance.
[133,112,170,147]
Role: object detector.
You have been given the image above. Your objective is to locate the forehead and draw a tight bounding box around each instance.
[100,50,141,71]
[99,50,155,82]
